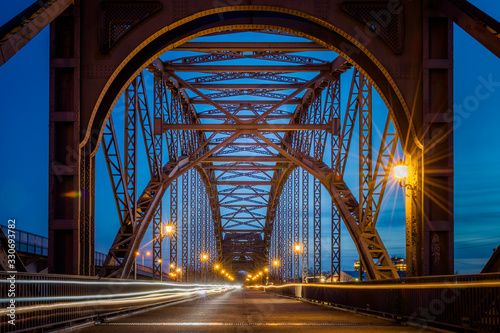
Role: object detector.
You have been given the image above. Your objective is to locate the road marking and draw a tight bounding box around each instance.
[98,322,396,326]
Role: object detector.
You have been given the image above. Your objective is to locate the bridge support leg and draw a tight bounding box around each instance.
[49,2,94,275]
[407,3,454,276]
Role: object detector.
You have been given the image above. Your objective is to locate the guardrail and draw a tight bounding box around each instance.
[0,272,233,332]
[259,273,500,332]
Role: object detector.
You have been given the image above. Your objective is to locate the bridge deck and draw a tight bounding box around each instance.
[80,289,433,332]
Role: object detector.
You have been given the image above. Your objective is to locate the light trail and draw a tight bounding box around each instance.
[0,286,233,316]
[248,280,500,290]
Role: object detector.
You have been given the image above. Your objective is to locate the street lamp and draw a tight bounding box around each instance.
[134,251,140,280]
[161,223,175,280]
[135,251,151,279]
[176,267,182,282]
[273,260,280,284]
[394,159,416,196]
[200,253,208,283]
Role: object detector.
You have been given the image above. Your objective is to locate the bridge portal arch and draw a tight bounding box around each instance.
[47,0,453,278]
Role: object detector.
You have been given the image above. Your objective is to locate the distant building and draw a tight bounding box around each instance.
[354,257,406,272]
[392,257,406,272]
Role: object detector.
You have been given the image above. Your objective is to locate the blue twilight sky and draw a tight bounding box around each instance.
[0,1,499,274]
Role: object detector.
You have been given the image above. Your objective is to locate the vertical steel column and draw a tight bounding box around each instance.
[80,143,95,276]
[165,180,176,275]
[302,169,309,282]
[293,169,300,281]
[331,202,341,280]
[197,175,203,281]
[174,172,185,277]
[330,77,341,281]
[152,77,164,279]
[358,74,372,225]
[202,183,207,282]
[415,3,454,276]
[189,169,197,282]
[277,196,283,283]
[49,3,87,275]
[181,173,189,282]
[287,177,293,281]
[313,177,321,278]
[124,78,138,232]
[357,74,372,278]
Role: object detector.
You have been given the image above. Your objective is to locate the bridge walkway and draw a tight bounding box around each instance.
[80,289,436,332]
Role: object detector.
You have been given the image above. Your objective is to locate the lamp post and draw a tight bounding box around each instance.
[201,253,208,283]
[294,244,301,283]
[176,267,182,282]
[135,251,150,280]
[134,251,139,280]
[273,260,279,284]
[214,264,220,282]
[161,224,174,281]
[264,267,269,285]
[394,159,416,196]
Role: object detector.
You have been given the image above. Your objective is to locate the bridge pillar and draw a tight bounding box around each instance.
[48,1,94,276]
[406,2,454,277]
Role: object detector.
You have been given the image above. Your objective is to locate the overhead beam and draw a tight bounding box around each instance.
[220,205,269,207]
[173,42,327,52]
[190,100,301,105]
[198,114,292,119]
[166,64,330,72]
[204,165,283,170]
[163,124,331,131]
[204,156,289,162]
[215,181,275,186]
[222,230,265,233]
[191,83,304,89]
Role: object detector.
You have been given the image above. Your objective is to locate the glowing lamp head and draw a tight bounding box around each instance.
[201,254,208,261]
[136,251,140,256]
[158,259,162,263]
[294,244,301,252]
[221,270,225,273]
[146,251,151,256]
[176,268,181,272]
[394,159,408,180]
[264,268,268,272]
[165,224,173,234]
[214,264,220,269]
[273,260,279,266]
[320,278,325,282]
[170,263,175,268]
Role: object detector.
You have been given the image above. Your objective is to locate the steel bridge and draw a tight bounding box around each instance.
[1,0,500,331]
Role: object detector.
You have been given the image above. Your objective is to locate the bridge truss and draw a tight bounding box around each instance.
[4,0,499,281]
[95,31,402,281]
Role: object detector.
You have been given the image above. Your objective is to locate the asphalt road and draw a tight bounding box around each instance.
[79,289,437,332]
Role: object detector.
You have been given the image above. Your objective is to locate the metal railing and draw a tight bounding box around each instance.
[0,272,232,332]
[1,225,111,268]
[262,273,500,332]
[0,225,48,257]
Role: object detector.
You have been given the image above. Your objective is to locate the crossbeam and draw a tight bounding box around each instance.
[191,84,303,89]
[173,42,327,52]
[167,65,330,72]
[163,124,331,131]
[204,157,289,162]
